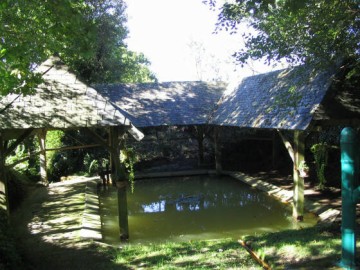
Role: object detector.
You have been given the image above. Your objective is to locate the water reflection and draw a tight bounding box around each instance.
[99,175,318,244]
[141,190,271,213]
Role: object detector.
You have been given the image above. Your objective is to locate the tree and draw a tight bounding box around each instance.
[188,39,230,82]
[0,0,91,95]
[0,0,155,96]
[204,0,360,70]
[61,0,156,83]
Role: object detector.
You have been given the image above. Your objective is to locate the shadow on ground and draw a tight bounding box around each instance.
[10,179,127,270]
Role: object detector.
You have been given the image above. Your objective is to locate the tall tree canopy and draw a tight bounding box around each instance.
[205,0,359,69]
[0,0,155,95]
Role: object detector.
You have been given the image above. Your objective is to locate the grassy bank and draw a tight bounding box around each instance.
[95,223,344,269]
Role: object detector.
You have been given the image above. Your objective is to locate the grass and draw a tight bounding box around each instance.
[242,224,344,269]
[97,238,262,269]
[94,223,346,270]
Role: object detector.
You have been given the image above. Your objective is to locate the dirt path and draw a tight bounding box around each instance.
[11,177,119,270]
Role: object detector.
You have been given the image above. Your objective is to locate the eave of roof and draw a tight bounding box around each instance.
[210,66,337,130]
[0,56,134,131]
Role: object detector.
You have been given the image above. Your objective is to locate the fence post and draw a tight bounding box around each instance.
[340,127,358,269]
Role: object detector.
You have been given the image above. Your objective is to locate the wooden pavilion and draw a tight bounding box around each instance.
[95,63,360,222]
[2,56,359,241]
[0,56,143,239]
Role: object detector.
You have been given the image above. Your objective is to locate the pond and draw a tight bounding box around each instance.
[99,175,317,244]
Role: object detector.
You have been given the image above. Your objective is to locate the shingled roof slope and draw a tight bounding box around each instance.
[0,57,133,130]
[211,66,336,130]
[94,82,227,127]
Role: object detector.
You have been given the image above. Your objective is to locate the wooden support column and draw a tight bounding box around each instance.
[0,134,9,215]
[278,129,305,221]
[293,130,305,221]
[110,126,129,241]
[38,129,48,186]
[214,127,222,175]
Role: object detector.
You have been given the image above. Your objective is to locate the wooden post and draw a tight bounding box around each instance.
[0,134,9,215]
[293,130,305,221]
[38,129,48,186]
[110,126,129,241]
[214,127,222,174]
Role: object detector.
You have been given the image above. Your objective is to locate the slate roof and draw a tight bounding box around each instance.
[0,56,342,134]
[0,56,133,130]
[94,82,227,127]
[211,66,336,130]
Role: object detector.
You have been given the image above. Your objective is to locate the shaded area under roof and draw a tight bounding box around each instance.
[0,57,133,131]
[211,66,337,130]
[94,81,227,128]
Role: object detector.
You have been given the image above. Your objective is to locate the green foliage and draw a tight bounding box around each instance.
[5,136,40,181]
[62,1,156,84]
[47,130,108,181]
[5,143,28,172]
[298,160,309,172]
[0,0,156,96]
[84,154,108,176]
[0,0,94,95]
[120,147,138,193]
[207,0,359,69]
[311,142,329,189]
[46,130,65,171]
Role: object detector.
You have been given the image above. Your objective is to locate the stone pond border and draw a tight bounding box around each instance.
[81,170,340,241]
[223,171,341,223]
[80,179,102,240]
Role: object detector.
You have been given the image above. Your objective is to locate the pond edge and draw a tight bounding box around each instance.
[81,170,340,241]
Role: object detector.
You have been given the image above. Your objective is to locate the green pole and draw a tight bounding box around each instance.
[340,127,358,269]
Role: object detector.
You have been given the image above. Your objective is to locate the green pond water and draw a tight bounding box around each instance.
[99,175,317,244]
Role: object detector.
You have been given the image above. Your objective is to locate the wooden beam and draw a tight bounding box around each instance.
[38,129,48,186]
[0,133,9,215]
[4,128,34,157]
[45,144,101,152]
[127,124,144,142]
[277,129,294,163]
[83,128,115,153]
[6,144,102,168]
[292,130,305,221]
[109,126,129,241]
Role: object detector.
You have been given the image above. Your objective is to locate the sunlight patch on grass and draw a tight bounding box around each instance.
[108,239,262,269]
